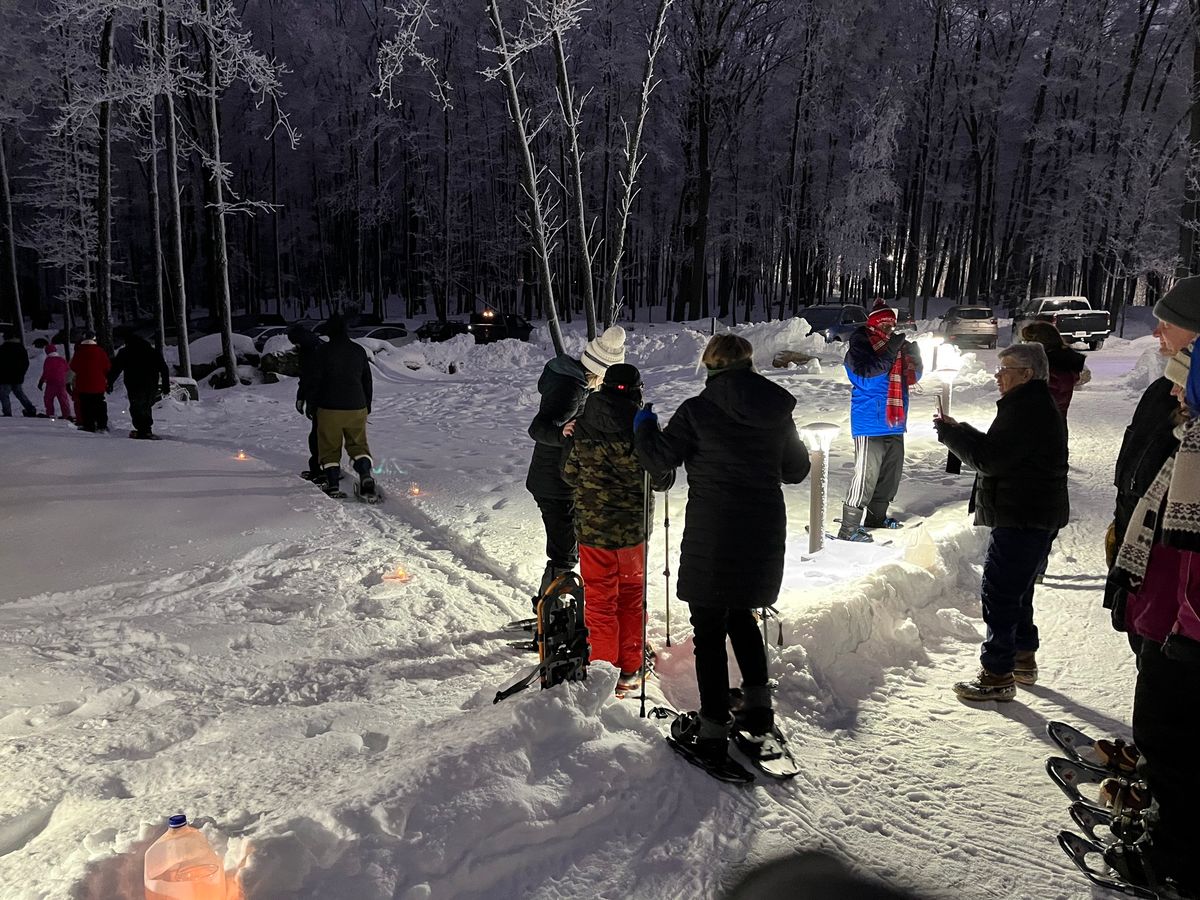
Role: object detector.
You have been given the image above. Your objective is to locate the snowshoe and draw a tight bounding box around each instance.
[1070,800,1145,846]
[1058,832,1159,899]
[1047,756,1150,813]
[353,478,384,505]
[837,526,874,543]
[300,470,320,481]
[731,724,799,779]
[494,572,588,702]
[661,711,754,785]
[502,617,538,633]
[1048,721,1139,775]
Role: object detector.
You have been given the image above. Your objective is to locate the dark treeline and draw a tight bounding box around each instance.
[1,0,1199,361]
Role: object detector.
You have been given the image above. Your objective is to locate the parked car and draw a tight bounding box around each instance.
[247,324,290,352]
[940,305,998,348]
[467,310,534,344]
[348,324,411,348]
[416,319,469,342]
[1013,296,1111,350]
[797,304,868,342]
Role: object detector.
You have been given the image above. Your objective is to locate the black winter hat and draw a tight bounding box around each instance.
[602,362,642,392]
[325,313,348,338]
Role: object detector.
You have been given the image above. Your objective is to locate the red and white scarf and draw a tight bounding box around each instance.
[868,325,915,427]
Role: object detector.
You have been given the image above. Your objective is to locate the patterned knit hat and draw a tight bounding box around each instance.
[581,326,626,377]
[867,298,896,329]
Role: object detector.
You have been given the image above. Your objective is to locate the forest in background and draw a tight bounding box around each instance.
[1,0,1199,374]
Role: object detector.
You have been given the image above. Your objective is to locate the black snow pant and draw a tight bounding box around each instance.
[1132,640,1200,893]
[844,433,905,527]
[77,392,108,432]
[689,604,769,727]
[978,526,1055,675]
[127,386,158,436]
[532,492,578,610]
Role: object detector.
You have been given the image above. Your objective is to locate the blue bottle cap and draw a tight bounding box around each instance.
[167,814,188,828]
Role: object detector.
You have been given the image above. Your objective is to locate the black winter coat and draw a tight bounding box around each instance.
[1112,376,1180,540]
[935,379,1069,530]
[291,330,323,405]
[0,340,29,384]
[109,336,170,393]
[313,336,372,411]
[526,355,590,499]
[635,367,811,608]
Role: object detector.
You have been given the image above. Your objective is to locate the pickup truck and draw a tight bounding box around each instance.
[1013,296,1110,350]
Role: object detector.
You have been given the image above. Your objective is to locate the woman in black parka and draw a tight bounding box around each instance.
[635,334,810,765]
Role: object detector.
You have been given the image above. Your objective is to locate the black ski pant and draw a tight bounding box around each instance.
[1132,640,1200,892]
[844,433,905,527]
[127,386,158,435]
[534,493,578,573]
[77,392,108,432]
[978,526,1055,675]
[689,604,769,727]
[307,410,320,474]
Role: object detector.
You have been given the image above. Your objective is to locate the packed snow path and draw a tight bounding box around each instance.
[0,321,1148,899]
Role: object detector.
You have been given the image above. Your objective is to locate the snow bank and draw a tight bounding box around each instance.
[189,333,257,364]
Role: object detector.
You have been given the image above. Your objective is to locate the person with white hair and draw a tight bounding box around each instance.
[933,341,1068,701]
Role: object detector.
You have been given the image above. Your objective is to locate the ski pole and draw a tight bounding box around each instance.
[640,470,651,719]
[663,488,672,647]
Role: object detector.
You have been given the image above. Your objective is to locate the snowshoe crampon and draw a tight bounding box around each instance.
[493,572,588,703]
[1058,832,1160,899]
[1049,721,1139,776]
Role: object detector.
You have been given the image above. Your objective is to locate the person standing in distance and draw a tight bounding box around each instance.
[525,325,626,606]
[838,299,923,542]
[312,313,376,500]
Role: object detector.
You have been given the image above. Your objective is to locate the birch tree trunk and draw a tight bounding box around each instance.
[485,0,565,355]
[1179,0,1200,277]
[159,0,190,378]
[201,0,240,384]
[142,14,166,353]
[95,13,115,352]
[602,0,673,330]
[0,126,24,345]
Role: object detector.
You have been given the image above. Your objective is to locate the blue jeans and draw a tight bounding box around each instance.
[979,526,1056,674]
[0,383,36,416]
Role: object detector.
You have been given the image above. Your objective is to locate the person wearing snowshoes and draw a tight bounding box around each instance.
[287,323,325,486]
[69,331,111,432]
[1101,341,1200,898]
[933,342,1068,702]
[561,362,672,696]
[837,299,922,542]
[37,342,72,420]
[312,313,377,501]
[0,326,38,418]
[635,334,810,778]
[1106,278,1200,659]
[525,325,627,607]
[107,330,171,439]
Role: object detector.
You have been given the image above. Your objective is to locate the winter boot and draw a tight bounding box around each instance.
[953,667,1016,702]
[670,711,731,765]
[837,503,874,543]
[322,465,346,498]
[616,668,646,695]
[865,515,903,529]
[1013,650,1038,685]
[353,456,377,500]
[731,684,774,737]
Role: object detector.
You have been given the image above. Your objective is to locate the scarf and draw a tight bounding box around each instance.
[868,325,915,427]
[1163,417,1200,553]
[1113,453,1175,589]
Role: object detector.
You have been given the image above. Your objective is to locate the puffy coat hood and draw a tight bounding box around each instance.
[576,388,637,438]
[541,354,589,390]
[699,367,795,428]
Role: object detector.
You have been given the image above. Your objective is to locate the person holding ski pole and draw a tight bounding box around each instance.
[561,362,672,696]
[634,334,810,775]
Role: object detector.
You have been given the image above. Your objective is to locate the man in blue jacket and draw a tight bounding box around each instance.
[838,300,923,542]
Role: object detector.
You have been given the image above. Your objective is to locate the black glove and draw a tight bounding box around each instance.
[886,331,906,351]
[1163,632,1200,666]
[295,398,306,416]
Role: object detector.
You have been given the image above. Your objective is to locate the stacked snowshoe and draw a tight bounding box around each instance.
[1047,722,1195,899]
[493,572,589,703]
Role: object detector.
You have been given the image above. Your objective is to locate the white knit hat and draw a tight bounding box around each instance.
[581,325,626,377]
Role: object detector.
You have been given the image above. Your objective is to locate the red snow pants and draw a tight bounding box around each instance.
[579,543,646,673]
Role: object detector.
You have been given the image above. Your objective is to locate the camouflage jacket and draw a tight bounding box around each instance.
[562,389,670,549]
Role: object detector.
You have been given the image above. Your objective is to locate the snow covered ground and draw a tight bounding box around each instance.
[0,316,1159,899]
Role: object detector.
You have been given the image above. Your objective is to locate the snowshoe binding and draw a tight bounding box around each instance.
[728,688,799,779]
[1049,721,1140,775]
[1070,800,1145,846]
[1058,832,1159,899]
[663,711,754,785]
[494,572,589,702]
[1047,756,1150,813]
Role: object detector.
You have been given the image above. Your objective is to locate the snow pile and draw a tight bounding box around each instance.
[189,332,257,363]
[1116,343,1168,391]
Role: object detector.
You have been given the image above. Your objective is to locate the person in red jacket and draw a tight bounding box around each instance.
[37,343,73,420]
[70,332,111,432]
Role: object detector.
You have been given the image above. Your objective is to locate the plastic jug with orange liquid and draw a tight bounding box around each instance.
[144,814,227,900]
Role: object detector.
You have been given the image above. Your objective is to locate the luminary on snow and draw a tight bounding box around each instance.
[408,483,421,497]
[235,449,249,461]
[384,565,412,583]
[799,422,840,554]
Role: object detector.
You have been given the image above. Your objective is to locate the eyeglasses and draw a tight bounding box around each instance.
[994,365,1031,376]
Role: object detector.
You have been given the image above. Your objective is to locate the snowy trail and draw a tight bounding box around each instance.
[0,323,1156,899]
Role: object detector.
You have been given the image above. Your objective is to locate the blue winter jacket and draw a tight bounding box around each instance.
[845,327,923,437]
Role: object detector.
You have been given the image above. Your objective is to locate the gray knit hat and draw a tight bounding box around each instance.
[1154,275,1200,332]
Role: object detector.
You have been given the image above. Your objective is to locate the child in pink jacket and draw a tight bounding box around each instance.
[37,343,72,420]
